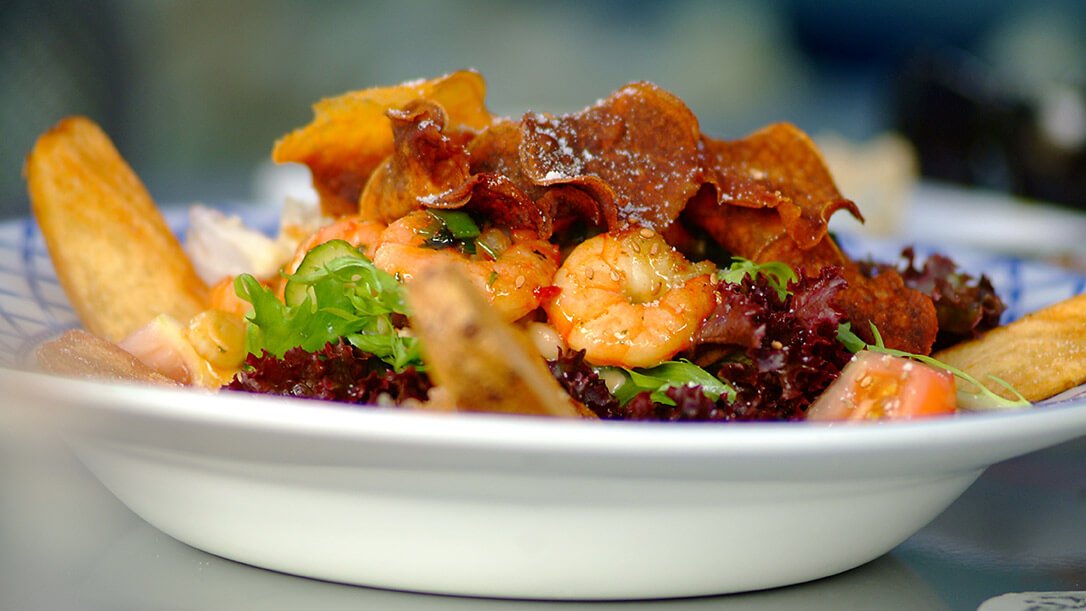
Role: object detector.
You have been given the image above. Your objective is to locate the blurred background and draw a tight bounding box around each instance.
[3,0,1085,221]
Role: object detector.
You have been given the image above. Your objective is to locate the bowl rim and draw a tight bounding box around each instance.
[8,367,1086,462]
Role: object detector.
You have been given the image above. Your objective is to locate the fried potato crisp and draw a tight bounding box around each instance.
[519,83,704,231]
[462,119,596,238]
[683,124,938,354]
[358,100,473,224]
[26,117,208,342]
[935,293,1086,402]
[701,123,862,250]
[683,189,938,355]
[406,263,588,418]
[273,70,494,216]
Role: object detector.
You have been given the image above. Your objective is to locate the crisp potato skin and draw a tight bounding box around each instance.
[935,292,1086,402]
[26,116,208,342]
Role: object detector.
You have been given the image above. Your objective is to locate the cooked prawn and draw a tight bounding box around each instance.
[263,216,389,301]
[543,227,716,368]
[284,216,387,275]
[372,210,560,321]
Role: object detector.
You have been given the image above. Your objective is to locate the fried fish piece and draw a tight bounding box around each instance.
[26,117,208,342]
[406,263,590,418]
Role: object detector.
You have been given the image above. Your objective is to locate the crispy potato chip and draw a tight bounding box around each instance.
[457,120,556,236]
[683,189,846,272]
[26,117,208,342]
[406,263,588,418]
[357,102,551,236]
[702,123,862,250]
[684,191,937,354]
[274,70,494,216]
[468,120,618,236]
[519,82,703,231]
[440,172,554,236]
[358,100,473,223]
[935,293,1086,402]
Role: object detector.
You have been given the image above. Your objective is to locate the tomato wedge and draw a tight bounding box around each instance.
[807,351,956,421]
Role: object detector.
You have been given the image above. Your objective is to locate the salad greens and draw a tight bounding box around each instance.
[606,360,737,407]
[718,257,798,301]
[427,209,481,240]
[234,240,423,371]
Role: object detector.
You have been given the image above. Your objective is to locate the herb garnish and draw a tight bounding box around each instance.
[421,209,481,254]
[234,240,423,371]
[836,322,1029,409]
[718,258,798,302]
[605,359,737,406]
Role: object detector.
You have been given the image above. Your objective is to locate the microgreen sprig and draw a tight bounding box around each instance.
[836,322,1029,410]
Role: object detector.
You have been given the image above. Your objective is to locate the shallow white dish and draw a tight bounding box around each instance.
[2,209,1086,600]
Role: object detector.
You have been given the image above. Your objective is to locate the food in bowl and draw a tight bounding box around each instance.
[25,70,1086,421]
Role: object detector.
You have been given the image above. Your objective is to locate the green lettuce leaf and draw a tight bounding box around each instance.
[234,244,422,371]
[607,359,737,406]
[718,258,797,302]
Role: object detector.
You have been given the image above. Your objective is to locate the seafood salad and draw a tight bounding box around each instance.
[27,70,1086,422]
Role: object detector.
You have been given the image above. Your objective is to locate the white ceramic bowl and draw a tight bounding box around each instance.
[2,209,1086,600]
[6,372,1086,599]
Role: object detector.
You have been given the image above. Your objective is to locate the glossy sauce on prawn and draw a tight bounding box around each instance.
[285,216,387,275]
[372,210,560,322]
[544,228,716,368]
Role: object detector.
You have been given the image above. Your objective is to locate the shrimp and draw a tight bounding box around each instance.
[263,216,389,300]
[372,210,560,321]
[284,216,387,275]
[543,227,716,368]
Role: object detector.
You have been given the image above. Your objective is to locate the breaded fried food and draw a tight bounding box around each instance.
[406,263,590,418]
[26,117,208,342]
[935,293,1086,401]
